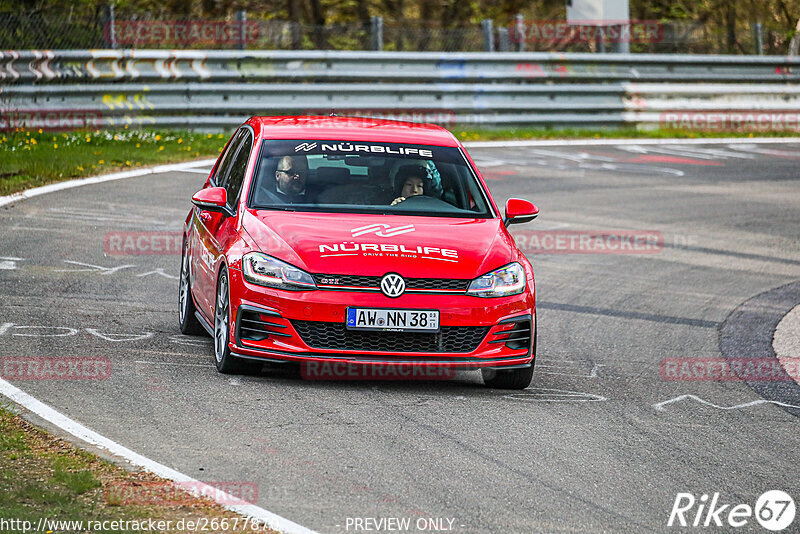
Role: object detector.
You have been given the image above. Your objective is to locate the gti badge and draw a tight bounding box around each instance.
[380,273,406,298]
[294,142,317,152]
[351,223,415,238]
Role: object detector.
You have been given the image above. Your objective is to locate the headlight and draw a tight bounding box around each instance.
[242,252,317,290]
[466,262,526,298]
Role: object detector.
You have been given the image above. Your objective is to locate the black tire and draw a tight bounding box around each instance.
[482,317,537,390]
[179,248,205,336]
[213,269,261,374]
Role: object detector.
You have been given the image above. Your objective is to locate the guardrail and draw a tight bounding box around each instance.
[2,50,800,130]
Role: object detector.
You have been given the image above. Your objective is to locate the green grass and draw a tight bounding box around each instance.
[0,404,114,525]
[0,404,26,453]
[452,126,800,142]
[0,129,228,196]
[0,404,278,533]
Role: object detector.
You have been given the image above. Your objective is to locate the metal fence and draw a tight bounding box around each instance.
[0,8,794,55]
[5,50,800,83]
[3,50,800,131]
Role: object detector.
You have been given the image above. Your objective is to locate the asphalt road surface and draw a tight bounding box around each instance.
[1,141,799,533]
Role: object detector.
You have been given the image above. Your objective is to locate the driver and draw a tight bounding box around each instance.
[390,164,430,206]
[275,155,310,203]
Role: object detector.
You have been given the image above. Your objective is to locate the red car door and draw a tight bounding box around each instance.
[191,128,249,319]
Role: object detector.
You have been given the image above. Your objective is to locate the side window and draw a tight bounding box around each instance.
[222,130,253,208]
[211,129,246,186]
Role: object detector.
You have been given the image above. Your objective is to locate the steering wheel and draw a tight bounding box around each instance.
[393,194,427,205]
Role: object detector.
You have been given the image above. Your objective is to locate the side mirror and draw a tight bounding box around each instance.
[504,198,539,227]
[192,187,232,216]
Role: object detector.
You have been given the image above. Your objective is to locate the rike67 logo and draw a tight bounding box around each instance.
[669,491,796,531]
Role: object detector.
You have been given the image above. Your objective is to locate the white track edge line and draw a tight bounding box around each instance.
[0,378,317,534]
[2,138,799,208]
[463,137,800,148]
[0,158,218,208]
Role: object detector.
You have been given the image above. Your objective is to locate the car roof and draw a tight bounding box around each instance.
[249,116,461,147]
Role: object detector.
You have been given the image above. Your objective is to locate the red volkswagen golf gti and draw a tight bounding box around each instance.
[180,116,539,389]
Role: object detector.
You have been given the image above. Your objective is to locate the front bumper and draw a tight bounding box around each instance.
[227,268,535,370]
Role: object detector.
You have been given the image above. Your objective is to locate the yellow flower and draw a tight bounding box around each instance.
[37,128,42,134]
[53,143,58,149]
[113,134,119,141]
[125,160,131,166]
[158,146,164,151]
[207,134,212,138]
[77,165,84,171]
[218,134,224,138]
[177,138,183,144]
[99,159,104,164]
[187,146,191,151]
[30,138,37,145]
[155,134,162,141]
[136,143,140,148]
[85,137,91,142]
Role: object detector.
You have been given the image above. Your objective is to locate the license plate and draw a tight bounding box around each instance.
[346,308,440,333]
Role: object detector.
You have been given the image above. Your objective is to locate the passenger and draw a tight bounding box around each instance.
[274,155,309,203]
[390,165,430,206]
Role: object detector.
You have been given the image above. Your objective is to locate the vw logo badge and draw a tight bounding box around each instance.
[380,273,406,298]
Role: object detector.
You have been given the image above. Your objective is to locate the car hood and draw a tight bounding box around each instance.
[242,210,515,279]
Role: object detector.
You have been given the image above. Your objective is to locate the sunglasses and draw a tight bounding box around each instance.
[277,168,308,178]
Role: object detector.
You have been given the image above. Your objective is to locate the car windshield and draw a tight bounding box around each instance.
[247,139,494,218]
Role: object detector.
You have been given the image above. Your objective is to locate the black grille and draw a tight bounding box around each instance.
[313,274,377,287]
[292,321,489,353]
[313,274,469,291]
[489,316,532,350]
[237,307,291,342]
[407,278,469,291]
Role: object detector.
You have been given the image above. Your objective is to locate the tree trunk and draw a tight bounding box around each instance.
[309,0,327,48]
[355,0,370,27]
[726,3,736,54]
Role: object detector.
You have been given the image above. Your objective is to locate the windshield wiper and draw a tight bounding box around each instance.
[252,205,298,211]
